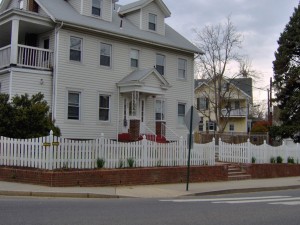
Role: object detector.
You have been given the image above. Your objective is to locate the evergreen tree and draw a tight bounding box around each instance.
[0,93,60,138]
[272,4,300,141]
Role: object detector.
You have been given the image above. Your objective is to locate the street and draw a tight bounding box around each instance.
[1,189,300,225]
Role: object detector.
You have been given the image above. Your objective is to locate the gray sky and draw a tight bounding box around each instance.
[121,0,299,102]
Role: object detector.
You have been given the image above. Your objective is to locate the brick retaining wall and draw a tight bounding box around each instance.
[242,164,300,178]
[0,166,228,187]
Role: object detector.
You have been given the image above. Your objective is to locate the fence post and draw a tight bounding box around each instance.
[179,136,184,165]
[142,135,147,167]
[49,130,53,170]
[247,138,251,163]
[100,133,104,161]
[218,138,222,162]
[212,137,215,165]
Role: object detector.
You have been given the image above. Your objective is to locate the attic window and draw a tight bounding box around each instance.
[149,13,157,31]
[92,0,102,17]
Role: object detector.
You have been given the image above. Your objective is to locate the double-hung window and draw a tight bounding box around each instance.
[197,97,209,110]
[177,103,186,125]
[68,91,80,120]
[130,49,139,68]
[156,54,165,75]
[99,95,110,121]
[70,37,82,62]
[155,99,165,121]
[148,13,157,31]
[92,0,102,16]
[229,124,235,131]
[178,58,187,79]
[100,43,112,67]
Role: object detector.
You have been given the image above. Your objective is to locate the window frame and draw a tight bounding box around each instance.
[177,102,186,126]
[99,94,111,122]
[148,13,157,31]
[130,49,139,68]
[92,0,102,17]
[229,123,235,131]
[155,99,165,121]
[178,58,187,79]
[100,42,112,67]
[69,36,82,62]
[156,53,165,75]
[67,91,81,120]
[198,97,209,110]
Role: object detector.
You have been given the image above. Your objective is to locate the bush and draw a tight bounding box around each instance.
[96,158,105,168]
[251,157,256,163]
[287,157,295,164]
[127,157,135,168]
[276,156,283,163]
[270,157,276,163]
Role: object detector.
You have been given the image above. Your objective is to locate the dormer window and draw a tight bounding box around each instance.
[148,13,157,31]
[92,0,102,17]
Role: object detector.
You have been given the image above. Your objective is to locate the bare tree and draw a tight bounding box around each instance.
[194,16,256,132]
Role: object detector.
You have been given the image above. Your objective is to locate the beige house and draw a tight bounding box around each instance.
[195,78,253,133]
[0,0,201,140]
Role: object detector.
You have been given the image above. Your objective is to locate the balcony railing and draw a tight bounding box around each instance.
[0,44,53,70]
[221,108,247,117]
[0,45,11,68]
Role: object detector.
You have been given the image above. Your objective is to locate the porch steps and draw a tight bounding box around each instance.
[227,164,252,181]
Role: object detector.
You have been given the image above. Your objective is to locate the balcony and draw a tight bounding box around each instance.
[0,44,53,70]
[221,107,247,117]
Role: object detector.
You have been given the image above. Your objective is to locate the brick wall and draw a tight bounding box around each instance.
[242,164,300,178]
[0,166,228,187]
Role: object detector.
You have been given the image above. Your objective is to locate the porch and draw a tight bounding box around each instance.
[0,44,53,70]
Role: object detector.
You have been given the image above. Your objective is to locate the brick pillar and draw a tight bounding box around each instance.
[129,119,140,141]
[156,121,166,137]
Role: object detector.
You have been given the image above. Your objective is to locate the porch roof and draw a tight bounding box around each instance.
[117,68,171,95]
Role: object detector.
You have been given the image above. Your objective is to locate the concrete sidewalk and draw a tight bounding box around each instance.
[1,177,300,199]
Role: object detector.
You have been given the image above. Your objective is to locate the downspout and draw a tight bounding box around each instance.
[52,21,64,121]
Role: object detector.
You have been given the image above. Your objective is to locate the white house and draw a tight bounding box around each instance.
[0,0,201,140]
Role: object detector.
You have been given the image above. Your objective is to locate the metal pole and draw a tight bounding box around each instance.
[186,106,194,191]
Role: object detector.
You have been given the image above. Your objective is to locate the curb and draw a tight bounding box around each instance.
[185,185,300,197]
[0,191,122,199]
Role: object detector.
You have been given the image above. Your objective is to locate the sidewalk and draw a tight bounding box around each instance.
[1,177,300,198]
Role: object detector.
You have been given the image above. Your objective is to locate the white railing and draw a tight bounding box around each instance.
[219,139,300,164]
[0,131,215,170]
[221,108,247,117]
[161,122,180,142]
[18,44,53,69]
[0,45,11,68]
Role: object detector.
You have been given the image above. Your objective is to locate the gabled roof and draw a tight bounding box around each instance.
[119,0,171,18]
[194,77,253,98]
[33,0,201,54]
[118,68,170,87]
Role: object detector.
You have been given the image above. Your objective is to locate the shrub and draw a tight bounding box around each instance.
[270,157,276,163]
[251,157,256,163]
[276,156,283,164]
[118,159,124,168]
[287,156,295,164]
[96,158,105,168]
[127,157,135,168]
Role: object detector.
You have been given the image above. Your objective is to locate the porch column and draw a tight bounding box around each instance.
[10,19,19,65]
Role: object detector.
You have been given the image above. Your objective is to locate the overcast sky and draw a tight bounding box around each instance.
[120,0,299,103]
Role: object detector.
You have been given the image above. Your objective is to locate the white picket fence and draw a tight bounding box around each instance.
[219,139,300,164]
[0,131,215,170]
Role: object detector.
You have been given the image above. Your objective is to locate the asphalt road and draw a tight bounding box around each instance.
[1,189,300,225]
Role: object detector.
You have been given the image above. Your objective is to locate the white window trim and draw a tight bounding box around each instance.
[130,48,139,68]
[69,36,83,63]
[178,58,187,80]
[155,98,166,122]
[177,101,186,127]
[156,53,165,75]
[99,93,112,122]
[100,42,112,68]
[92,0,102,17]
[66,89,82,122]
[148,13,157,31]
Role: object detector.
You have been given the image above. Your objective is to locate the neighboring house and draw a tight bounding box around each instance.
[194,77,253,133]
[0,0,201,140]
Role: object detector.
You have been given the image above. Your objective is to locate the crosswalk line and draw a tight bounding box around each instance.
[269,201,300,206]
[213,197,300,204]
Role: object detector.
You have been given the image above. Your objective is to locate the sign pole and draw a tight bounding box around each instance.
[186,106,194,191]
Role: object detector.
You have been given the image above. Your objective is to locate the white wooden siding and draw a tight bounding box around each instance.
[54,28,193,139]
[7,0,19,9]
[10,70,53,109]
[81,0,112,22]
[141,2,165,36]
[126,10,141,28]
[0,73,10,94]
